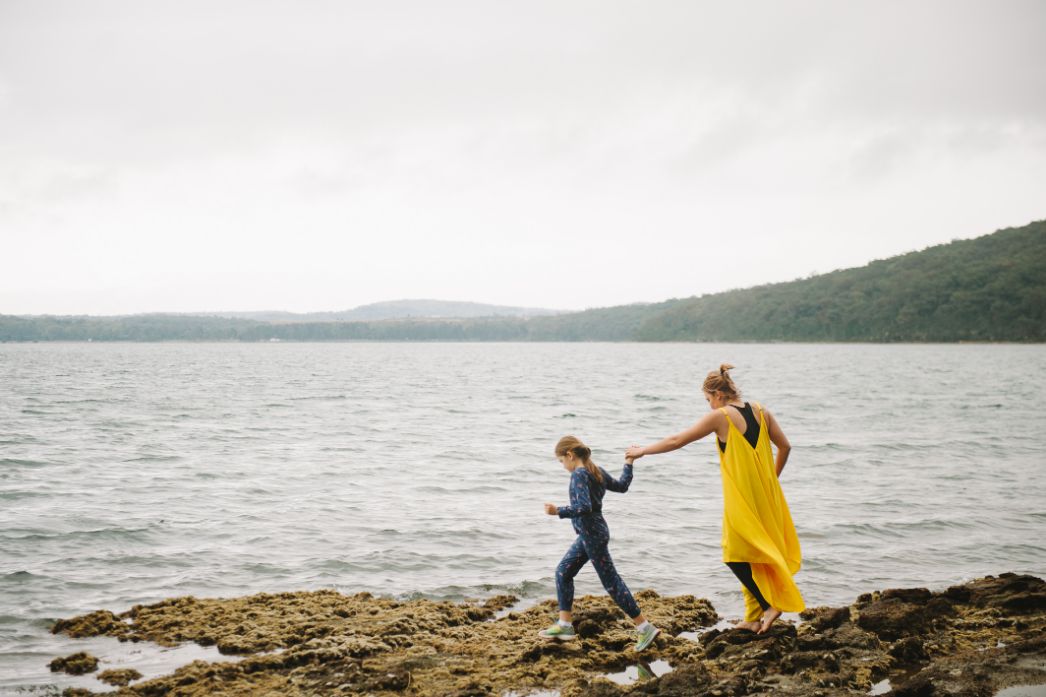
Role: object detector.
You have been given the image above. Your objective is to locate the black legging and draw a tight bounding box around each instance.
[725,562,770,611]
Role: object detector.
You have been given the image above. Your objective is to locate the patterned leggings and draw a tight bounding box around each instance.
[556,535,641,618]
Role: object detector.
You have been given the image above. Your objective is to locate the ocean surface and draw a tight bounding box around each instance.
[1,342,1044,693]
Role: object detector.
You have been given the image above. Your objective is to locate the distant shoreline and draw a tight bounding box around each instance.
[4,219,1043,343]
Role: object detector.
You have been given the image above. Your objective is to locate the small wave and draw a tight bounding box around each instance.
[1,571,42,584]
[411,527,514,542]
[1,526,154,544]
[414,484,508,495]
[634,394,669,401]
[289,394,348,402]
[0,491,47,501]
[557,413,576,418]
[412,579,550,602]
[123,455,182,463]
[0,458,48,468]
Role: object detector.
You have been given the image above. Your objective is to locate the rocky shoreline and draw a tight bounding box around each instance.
[49,573,1045,696]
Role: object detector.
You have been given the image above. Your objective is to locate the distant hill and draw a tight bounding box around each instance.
[194,299,564,322]
[632,219,1045,342]
[2,220,1043,342]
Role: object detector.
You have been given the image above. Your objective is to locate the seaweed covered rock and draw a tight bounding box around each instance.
[97,668,142,686]
[46,574,1046,697]
[48,651,98,675]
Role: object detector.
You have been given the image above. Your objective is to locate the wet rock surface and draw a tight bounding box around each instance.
[49,651,99,675]
[97,668,143,686]
[49,573,1045,696]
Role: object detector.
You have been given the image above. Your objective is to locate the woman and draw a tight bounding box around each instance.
[625,364,804,633]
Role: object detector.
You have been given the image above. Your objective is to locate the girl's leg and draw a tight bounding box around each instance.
[555,537,589,621]
[585,540,642,621]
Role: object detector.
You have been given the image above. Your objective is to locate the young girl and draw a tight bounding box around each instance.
[540,435,659,652]
[626,364,804,633]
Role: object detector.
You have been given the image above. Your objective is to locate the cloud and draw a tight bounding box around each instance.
[1,0,1044,313]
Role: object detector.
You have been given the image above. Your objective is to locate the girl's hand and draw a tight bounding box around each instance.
[544,503,558,516]
[625,445,645,460]
[625,456,635,465]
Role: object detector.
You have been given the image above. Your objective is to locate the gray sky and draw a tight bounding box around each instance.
[2,0,1044,315]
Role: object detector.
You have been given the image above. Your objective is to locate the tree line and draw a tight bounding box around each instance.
[3,220,1043,343]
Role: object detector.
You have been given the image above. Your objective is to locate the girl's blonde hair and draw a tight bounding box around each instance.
[703,363,741,400]
[555,435,604,485]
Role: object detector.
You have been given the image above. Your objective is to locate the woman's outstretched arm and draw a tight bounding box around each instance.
[764,407,791,476]
[626,410,720,460]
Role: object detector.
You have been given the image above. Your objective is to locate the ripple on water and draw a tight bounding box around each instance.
[0,458,49,468]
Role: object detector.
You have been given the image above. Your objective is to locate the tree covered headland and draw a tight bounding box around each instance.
[2,220,1043,342]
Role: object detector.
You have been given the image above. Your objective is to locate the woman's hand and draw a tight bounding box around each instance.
[625,445,645,460]
[544,503,558,516]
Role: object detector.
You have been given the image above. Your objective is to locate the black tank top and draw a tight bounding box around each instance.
[717,402,761,452]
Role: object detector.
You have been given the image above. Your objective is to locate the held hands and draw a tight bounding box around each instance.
[544,502,558,516]
[625,444,645,461]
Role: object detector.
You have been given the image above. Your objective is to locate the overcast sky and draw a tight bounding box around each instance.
[1,1,1044,315]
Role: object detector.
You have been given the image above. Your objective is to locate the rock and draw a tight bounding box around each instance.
[48,651,98,675]
[43,573,1046,697]
[577,619,602,638]
[51,610,124,639]
[890,636,929,663]
[98,667,144,686]
[855,597,935,640]
[799,605,850,631]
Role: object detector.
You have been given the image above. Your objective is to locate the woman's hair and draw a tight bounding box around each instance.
[555,435,604,484]
[703,363,741,400]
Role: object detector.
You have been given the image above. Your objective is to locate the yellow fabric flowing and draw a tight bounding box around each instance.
[718,404,804,616]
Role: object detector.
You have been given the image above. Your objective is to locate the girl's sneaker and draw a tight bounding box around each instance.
[537,623,577,641]
[634,623,660,651]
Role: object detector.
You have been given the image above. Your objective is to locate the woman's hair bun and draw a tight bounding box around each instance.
[719,363,736,375]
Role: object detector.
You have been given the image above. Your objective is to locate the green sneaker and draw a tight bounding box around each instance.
[634,623,660,652]
[537,622,577,641]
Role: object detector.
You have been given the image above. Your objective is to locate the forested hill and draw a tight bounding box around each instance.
[633,219,1046,342]
[2,220,1043,342]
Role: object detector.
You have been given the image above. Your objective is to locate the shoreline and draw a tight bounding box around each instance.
[44,573,1046,697]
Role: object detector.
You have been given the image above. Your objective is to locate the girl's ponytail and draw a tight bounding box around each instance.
[555,435,604,484]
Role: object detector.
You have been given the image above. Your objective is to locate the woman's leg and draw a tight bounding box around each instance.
[726,562,770,630]
[742,586,764,623]
[556,537,589,621]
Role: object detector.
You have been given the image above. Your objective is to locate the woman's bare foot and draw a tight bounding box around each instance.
[734,620,761,632]
[757,607,782,634]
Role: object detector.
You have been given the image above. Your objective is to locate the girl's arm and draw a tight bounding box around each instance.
[764,407,791,476]
[626,410,721,460]
[557,470,593,518]
[602,462,634,493]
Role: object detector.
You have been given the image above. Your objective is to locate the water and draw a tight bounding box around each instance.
[1,342,1044,692]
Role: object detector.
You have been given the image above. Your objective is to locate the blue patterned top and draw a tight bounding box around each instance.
[557,464,633,537]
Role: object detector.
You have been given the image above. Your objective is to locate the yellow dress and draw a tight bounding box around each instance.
[717,403,805,621]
